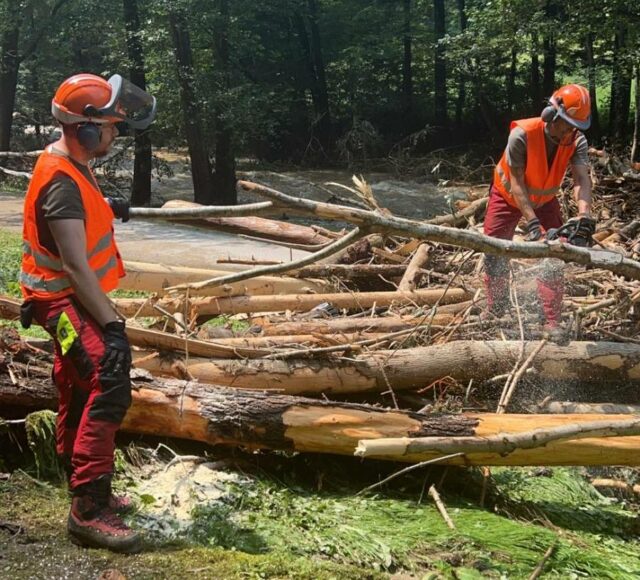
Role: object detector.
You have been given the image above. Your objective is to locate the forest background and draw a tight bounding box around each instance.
[1,0,639,206]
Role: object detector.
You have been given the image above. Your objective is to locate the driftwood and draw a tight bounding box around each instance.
[2,369,640,466]
[426,196,488,227]
[114,288,472,318]
[156,199,334,245]
[540,401,640,414]
[355,418,640,459]
[398,244,431,292]
[238,180,640,280]
[132,340,640,394]
[129,201,276,218]
[122,260,330,296]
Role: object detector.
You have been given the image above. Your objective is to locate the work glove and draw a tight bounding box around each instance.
[106,197,130,223]
[565,216,596,247]
[100,321,131,376]
[524,217,544,242]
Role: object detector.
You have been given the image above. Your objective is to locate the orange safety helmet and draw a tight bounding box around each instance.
[51,73,121,125]
[543,84,591,131]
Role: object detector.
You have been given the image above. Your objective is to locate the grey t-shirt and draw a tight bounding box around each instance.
[505,125,589,169]
[36,148,98,256]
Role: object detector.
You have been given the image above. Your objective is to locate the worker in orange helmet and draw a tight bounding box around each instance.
[19,73,155,553]
[483,83,594,341]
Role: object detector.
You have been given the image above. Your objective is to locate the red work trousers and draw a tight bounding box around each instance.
[482,186,564,324]
[32,296,132,489]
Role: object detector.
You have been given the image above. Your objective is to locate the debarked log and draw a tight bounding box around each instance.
[159,199,334,245]
[122,260,330,296]
[114,288,472,319]
[2,373,640,466]
[132,340,640,395]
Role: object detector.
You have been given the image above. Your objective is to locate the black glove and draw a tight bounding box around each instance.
[100,321,131,375]
[524,217,544,242]
[106,197,130,223]
[566,216,596,247]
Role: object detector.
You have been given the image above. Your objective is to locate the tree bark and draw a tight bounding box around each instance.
[133,340,640,395]
[114,287,472,318]
[609,22,632,144]
[168,7,215,204]
[542,1,556,97]
[0,1,21,152]
[455,0,467,126]
[506,47,518,115]
[212,0,237,205]
[402,0,413,121]
[123,0,152,206]
[585,32,601,144]
[433,0,447,125]
[121,260,330,296]
[631,65,639,163]
[3,371,640,466]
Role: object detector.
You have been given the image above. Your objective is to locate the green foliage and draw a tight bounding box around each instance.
[201,315,250,334]
[25,410,65,481]
[0,229,22,298]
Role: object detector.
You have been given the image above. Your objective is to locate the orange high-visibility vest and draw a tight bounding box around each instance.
[20,146,125,301]
[493,117,576,208]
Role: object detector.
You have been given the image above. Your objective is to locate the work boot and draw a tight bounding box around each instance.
[61,457,134,515]
[481,274,510,320]
[537,277,568,344]
[67,475,142,554]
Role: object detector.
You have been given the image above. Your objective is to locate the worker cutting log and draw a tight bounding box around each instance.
[18,73,156,553]
[483,84,595,341]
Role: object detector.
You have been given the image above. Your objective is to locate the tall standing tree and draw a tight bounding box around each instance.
[402,0,413,119]
[584,31,601,143]
[433,0,447,124]
[0,0,70,151]
[168,4,215,204]
[123,0,152,206]
[454,0,466,126]
[211,0,237,204]
[542,1,556,97]
[609,20,632,144]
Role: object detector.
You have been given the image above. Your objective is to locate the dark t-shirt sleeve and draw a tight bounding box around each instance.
[40,174,86,220]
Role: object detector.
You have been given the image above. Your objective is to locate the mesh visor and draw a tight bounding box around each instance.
[88,75,156,130]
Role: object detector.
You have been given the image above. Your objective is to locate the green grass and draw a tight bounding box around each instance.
[0,228,22,298]
[201,314,251,334]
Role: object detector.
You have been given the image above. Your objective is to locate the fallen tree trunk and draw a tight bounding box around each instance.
[122,261,330,296]
[398,244,431,292]
[426,196,488,227]
[238,180,640,280]
[254,313,458,336]
[159,200,334,245]
[2,371,640,466]
[540,401,640,414]
[132,340,640,395]
[292,263,410,280]
[197,332,387,349]
[129,200,276,218]
[114,288,472,318]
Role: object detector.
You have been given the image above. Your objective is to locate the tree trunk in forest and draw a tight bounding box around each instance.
[133,341,640,395]
[506,47,518,115]
[632,65,640,164]
[114,287,472,318]
[402,0,413,124]
[530,32,542,110]
[0,4,20,152]
[123,0,152,206]
[168,8,215,204]
[609,22,632,145]
[455,0,467,126]
[585,32,601,144]
[3,372,640,466]
[212,0,237,205]
[433,0,447,125]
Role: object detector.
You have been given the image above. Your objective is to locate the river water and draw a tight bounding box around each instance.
[1,158,465,269]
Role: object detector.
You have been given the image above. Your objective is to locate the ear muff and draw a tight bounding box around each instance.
[76,123,101,151]
[541,105,558,123]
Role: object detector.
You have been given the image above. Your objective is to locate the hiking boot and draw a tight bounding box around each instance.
[68,475,142,554]
[482,274,510,320]
[61,458,134,515]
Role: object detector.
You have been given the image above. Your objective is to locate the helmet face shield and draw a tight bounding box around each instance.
[85,75,157,130]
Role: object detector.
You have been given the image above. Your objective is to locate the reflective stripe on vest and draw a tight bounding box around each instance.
[22,231,114,273]
[19,254,118,293]
[494,164,561,199]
